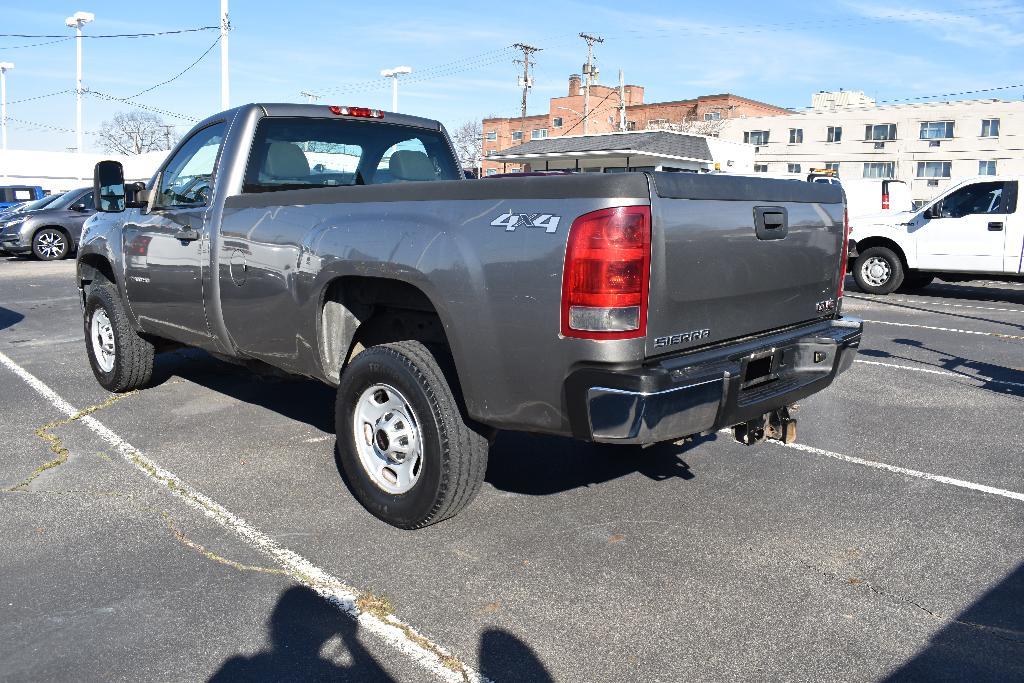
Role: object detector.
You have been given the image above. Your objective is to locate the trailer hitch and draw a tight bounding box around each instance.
[732,406,797,446]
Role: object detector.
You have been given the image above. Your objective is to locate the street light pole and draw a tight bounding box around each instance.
[220,0,230,110]
[380,66,412,112]
[0,62,13,151]
[65,11,94,154]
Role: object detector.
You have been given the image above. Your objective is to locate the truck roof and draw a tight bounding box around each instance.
[201,103,444,132]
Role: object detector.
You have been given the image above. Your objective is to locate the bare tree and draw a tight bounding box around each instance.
[450,120,483,172]
[98,111,180,155]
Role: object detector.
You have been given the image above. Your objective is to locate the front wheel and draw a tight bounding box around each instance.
[84,282,155,392]
[335,341,488,529]
[32,228,70,260]
[852,246,904,295]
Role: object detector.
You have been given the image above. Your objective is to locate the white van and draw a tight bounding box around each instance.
[848,176,1022,294]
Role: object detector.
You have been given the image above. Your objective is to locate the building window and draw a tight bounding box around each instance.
[824,162,840,173]
[552,117,563,128]
[787,163,802,174]
[864,123,897,141]
[981,119,1000,137]
[485,131,497,141]
[531,129,548,140]
[863,162,895,179]
[789,128,803,144]
[511,131,523,141]
[916,161,951,178]
[919,121,954,140]
[744,130,770,145]
[827,126,842,143]
[485,169,497,176]
[979,160,997,175]
[704,111,721,121]
[754,163,769,173]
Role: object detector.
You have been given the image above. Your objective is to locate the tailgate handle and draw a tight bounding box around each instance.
[754,206,788,240]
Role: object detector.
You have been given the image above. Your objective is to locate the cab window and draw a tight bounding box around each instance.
[936,181,1007,218]
[156,122,226,208]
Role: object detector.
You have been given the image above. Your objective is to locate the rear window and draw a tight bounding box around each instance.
[243,117,460,193]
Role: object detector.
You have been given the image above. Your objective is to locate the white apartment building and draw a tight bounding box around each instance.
[720,91,1024,206]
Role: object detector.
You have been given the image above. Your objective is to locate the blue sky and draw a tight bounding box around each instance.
[2,0,1023,152]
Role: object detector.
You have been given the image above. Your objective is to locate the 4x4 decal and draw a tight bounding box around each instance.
[490,212,561,233]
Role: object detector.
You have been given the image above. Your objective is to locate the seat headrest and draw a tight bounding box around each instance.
[264,142,310,178]
[388,150,436,181]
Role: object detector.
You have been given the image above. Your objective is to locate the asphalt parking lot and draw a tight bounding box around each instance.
[1,256,1021,682]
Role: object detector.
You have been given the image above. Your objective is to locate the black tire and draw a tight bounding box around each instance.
[84,282,155,392]
[852,246,904,295]
[335,340,488,529]
[898,272,935,292]
[32,228,70,260]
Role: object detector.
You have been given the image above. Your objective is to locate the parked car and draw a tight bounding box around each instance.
[0,187,94,260]
[0,185,45,210]
[77,103,861,528]
[0,192,65,222]
[848,176,1022,294]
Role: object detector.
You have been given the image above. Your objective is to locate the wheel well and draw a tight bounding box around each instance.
[854,236,908,269]
[78,254,117,303]
[320,277,451,382]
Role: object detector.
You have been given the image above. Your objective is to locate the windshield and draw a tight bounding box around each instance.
[243,117,460,193]
[47,188,91,210]
[21,194,64,212]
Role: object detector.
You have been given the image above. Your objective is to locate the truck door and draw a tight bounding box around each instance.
[1001,181,1022,273]
[122,121,226,346]
[915,180,1009,273]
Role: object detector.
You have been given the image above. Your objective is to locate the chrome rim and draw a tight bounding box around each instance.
[860,256,891,287]
[352,383,423,494]
[36,231,66,259]
[90,308,116,373]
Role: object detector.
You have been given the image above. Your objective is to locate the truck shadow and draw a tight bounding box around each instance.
[882,561,1024,682]
[485,431,705,496]
[150,348,336,433]
[208,584,553,682]
[849,293,1024,332]
[0,305,25,331]
[848,276,1024,306]
[858,342,1024,399]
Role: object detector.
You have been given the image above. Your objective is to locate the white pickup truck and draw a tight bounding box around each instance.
[848,176,1022,294]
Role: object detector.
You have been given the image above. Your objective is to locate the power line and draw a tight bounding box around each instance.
[126,35,221,99]
[559,89,617,137]
[0,26,219,39]
[0,37,72,50]
[86,90,199,122]
[5,89,73,105]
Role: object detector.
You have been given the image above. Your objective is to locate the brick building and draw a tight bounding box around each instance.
[481,75,791,174]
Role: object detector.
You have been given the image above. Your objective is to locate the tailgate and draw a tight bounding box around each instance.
[645,173,845,358]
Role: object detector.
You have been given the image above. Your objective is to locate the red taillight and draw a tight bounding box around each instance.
[881,193,890,210]
[561,205,651,339]
[328,105,384,119]
[838,208,849,299]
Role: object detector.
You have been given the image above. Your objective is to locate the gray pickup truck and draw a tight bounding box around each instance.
[77,103,861,528]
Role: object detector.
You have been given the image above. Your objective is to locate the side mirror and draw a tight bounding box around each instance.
[72,202,89,212]
[94,160,126,213]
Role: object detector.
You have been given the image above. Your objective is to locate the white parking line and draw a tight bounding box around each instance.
[766,439,1024,503]
[848,295,1023,314]
[0,350,486,683]
[862,318,1024,340]
[855,359,1024,389]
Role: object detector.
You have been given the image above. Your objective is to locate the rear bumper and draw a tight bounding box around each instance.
[565,316,862,444]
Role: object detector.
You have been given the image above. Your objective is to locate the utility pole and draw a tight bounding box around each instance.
[513,43,540,121]
[579,33,603,135]
[158,124,175,150]
[0,62,12,151]
[300,91,321,104]
[618,68,626,132]
[65,11,94,154]
[220,0,230,110]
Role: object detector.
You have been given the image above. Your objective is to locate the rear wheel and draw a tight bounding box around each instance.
[335,340,488,529]
[84,282,155,392]
[32,228,69,260]
[853,246,904,295]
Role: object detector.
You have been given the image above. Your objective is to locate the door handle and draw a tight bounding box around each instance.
[174,228,201,242]
[988,222,1004,231]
